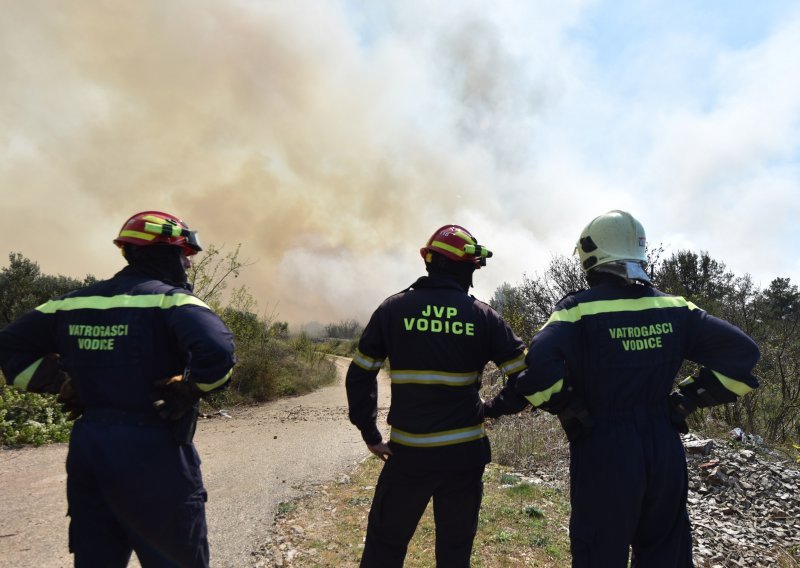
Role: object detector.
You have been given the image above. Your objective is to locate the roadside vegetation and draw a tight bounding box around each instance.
[261,456,571,567]
[0,247,337,446]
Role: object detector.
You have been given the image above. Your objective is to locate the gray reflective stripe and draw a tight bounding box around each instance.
[195,367,234,393]
[353,350,383,371]
[390,370,479,386]
[12,357,44,391]
[36,294,210,314]
[390,424,486,447]
[545,296,701,327]
[499,352,527,375]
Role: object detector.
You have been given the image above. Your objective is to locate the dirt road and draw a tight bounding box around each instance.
[0,357,389,567]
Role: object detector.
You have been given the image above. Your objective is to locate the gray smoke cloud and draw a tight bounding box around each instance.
[0,0,565,325]
[3,1,800,326]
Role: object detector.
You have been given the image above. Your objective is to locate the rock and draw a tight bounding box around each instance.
[685,439,715,455]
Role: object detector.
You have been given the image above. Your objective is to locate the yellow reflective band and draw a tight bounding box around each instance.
[142,215,168,224]
[544,297,701,327]
[36,294,210,314]
[195,367,234,393]
[119,229,157,242]
[499,351,528,375]
[390,370,479,386]
[678,376,695,387]
[390,424,485,447]
[712,370,753,397]
[430,240,467,258]
[352,349,383,372]
[12,357,44,391]
[524,378,564,407]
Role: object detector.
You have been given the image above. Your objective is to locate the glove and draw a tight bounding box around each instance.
[56,376,84,420]
[668,391,697,434]
[152,375,202,421]
[557,398,593,442]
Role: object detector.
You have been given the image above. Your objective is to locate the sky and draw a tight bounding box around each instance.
[1,0,799,329]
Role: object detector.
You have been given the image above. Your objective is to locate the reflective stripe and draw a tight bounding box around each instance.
[430,240,467,258]
[390,424,485,447]
[195,367,234,393]
[545,297,701,327]
[390,370,479,386]
[36,294,210,314]
[499,351,527,375]
[352,349,383,372]
[118,229,157,242]
[712,370,754,397]
[524,378,564,407]
[12,357,44,391]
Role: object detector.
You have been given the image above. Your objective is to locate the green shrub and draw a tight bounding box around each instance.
[0,385,72,446]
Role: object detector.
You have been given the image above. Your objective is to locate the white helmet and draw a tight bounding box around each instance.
[575,210,650,283]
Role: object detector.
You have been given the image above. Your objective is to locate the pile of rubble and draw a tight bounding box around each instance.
[682,432,800,567]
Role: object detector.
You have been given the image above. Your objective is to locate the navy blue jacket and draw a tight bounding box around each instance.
[346,275,527,469]
[0,265,235,413]
[487,280,759,418]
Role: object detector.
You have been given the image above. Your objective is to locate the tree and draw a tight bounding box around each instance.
[0,253,94,327]
[324,319,363,340]
[188,244,254,308]
[490,254,585,343]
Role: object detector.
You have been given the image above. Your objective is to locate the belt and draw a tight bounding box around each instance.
[81,407,167,428]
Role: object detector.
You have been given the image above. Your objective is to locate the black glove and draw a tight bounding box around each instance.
[668,391,697,434]
[152,376,202,421]
[56,376,84,420]
[557,398,593,442]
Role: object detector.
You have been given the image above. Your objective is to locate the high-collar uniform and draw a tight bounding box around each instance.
[346,274,527,567]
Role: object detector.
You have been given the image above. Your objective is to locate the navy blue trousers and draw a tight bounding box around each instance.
[66,416,209,568]
[568,408,693,567]
[360,458,484,568]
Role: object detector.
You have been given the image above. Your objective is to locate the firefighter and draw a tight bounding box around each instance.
[0,211,235,567]
[346,224,528,568]
[485,210,760,567]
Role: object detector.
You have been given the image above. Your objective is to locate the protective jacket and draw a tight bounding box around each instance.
[487,277,759,567]
[0,265,235,409]
[346,274,527,470]
[488,280,759,418]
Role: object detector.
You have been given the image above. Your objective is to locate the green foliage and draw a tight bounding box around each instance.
[315,337,359,357]
[323,319,363,340]
[0,252,95,326]
[0,385,72,445]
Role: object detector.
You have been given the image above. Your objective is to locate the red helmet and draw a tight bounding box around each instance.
[113,211,202,256]
[420,224,493,268]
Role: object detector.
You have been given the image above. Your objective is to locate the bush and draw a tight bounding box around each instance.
[218,334,338,404]
[0,385,72,446]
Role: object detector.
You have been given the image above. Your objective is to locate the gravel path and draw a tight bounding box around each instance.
[0,356,388,568]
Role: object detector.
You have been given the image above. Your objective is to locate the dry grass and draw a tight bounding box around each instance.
[255,457,572,567]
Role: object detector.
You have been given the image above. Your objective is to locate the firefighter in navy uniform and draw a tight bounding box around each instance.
[485,210,760,567]
[0,211,235,568]
[346,225,528,568]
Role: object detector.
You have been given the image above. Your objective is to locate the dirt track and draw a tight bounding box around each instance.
[0,357,389,567]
